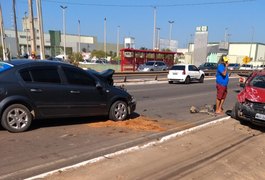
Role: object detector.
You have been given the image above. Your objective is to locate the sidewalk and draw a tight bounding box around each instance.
[28,117,265,180]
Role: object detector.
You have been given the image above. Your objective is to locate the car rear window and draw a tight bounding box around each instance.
[170,65,185,70]
[0,62,14,73]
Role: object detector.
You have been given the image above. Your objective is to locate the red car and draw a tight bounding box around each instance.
[233,70,265,125]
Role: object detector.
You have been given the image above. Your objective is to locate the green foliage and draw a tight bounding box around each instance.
[91,50,106,58]
[140,47,148,50]
[68,52,83,66]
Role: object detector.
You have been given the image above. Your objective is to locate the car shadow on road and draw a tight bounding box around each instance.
[226,110,265,133]
[28,112,141,131]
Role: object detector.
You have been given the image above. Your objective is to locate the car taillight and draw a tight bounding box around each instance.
[182,70,186,75]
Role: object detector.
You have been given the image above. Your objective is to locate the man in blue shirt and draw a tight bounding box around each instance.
[215,55,229,114]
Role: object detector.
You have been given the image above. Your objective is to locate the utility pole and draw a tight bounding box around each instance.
[24,12,29,55]
[28,0,36,54]
[36,0,45,59]
[78,19,80,52]
[104,17,107,58]
[13,0,20,57]
[60,5,67,58]
[249,26,255,60]
[156,27,160,50]
[116,25,120,58]
[153,7,157,50]
[0,4,7,60]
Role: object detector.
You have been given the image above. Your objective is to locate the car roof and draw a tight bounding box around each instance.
[5,59,68,66]
[173,64,194,66]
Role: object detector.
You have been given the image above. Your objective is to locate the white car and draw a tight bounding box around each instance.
[239,64,253,70]
[167,64,205,84]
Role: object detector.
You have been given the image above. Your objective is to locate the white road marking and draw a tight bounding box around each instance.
[25,116,231,180]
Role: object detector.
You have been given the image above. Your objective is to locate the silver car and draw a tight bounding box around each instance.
[137,61,168,72]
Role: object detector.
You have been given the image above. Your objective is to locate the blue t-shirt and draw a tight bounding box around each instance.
[216,63,229,87]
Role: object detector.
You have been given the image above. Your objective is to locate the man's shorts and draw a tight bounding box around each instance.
[216,84,227,100]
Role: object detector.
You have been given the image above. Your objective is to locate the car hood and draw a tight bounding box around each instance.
[238,86,265,103]
[88,69,115,86]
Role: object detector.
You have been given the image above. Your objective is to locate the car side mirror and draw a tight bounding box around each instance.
[96,81,103,89]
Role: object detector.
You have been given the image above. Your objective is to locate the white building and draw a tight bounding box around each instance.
[188,42,265,66]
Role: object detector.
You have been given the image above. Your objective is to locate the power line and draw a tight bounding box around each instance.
[42,0,255,8]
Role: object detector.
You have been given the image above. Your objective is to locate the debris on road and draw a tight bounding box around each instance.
[190,104,216,116]
[87,116,166,132]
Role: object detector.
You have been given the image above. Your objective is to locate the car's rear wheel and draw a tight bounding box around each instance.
[168,81,173,84]
[109,101,128,121]
[199,75,204,83]
[1,104,32,133]
[185,76,190,84]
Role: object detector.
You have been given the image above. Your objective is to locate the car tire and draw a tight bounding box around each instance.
[199,75,204,83]
[1,104,32,133]
[109,100,128,121]
[185,76,190,84]
[168,81,173,84]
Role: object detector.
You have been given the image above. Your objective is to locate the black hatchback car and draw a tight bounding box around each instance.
[0,60,136,132]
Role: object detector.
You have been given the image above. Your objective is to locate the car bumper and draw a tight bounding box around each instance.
[167,74,186,82]
[128,97,136,115]
[237,103,265,125]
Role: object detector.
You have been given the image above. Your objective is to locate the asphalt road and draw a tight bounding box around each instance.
[0,78,240,180]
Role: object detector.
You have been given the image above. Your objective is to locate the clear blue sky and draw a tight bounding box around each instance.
[1,0,264,49]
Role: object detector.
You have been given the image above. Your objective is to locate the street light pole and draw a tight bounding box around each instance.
[24,12,29,55]
[78,19,80,52]
[36,0,45,59]
[153,7,157,50]
[104,17,107,58]
[156,27,160,50]
[60,5,67,58]
[0,4,7,60]
[249,26,255,60]
[168,20,174,50]
[116,25,120,58]
[28,0,36,54]
[13,0,20,57]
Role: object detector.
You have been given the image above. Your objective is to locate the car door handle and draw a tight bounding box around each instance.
[30,88,42,92]
[70,90,80,94]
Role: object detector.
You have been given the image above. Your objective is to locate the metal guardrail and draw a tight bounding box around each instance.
[113,70,255,82]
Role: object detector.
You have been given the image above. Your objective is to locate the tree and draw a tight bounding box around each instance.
[91,50,105,58]
[82,48,86,53]
[68,52,83,66]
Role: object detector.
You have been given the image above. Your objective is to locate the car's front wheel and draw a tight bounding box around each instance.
[1,104,32,133]
[199,75,204,83]
[109,101,128,121]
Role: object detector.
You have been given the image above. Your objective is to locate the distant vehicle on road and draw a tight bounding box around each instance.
[0,60,136,133]
[137,61,168,72]
[227,63,240,70]
[233,70,265,126]
[239,64,253,70]
[167,64,205,84]
[198,62,217,71]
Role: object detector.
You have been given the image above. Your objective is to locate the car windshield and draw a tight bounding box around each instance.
[0,62,14,73]
[170,65,185,70]
[228,64,237,67]
[242,64,251,67]
[250,75,265,88]
[145,62,155,66]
